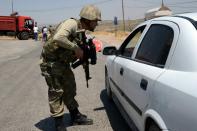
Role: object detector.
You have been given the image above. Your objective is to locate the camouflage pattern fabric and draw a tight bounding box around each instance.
[45,67,79,117]
[40,18,81,117]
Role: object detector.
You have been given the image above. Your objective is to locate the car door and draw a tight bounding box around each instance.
[122,21,179,129]
[109,24,147,113]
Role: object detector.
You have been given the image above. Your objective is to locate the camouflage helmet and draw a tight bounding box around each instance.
[80,5,101,21]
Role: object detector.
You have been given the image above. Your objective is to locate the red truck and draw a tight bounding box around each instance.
[0,15,34,40]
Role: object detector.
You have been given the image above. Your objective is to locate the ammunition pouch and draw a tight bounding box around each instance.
[40,62,50,77]
[50,62,70,77]
[40,61,70,77]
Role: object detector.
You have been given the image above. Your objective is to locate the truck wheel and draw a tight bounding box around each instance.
[17,33,21,40]
[20,32,29,40]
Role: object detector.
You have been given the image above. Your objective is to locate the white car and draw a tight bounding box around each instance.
[103,12,197,131]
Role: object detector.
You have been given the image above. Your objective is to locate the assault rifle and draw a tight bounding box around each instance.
[72,30,97,88]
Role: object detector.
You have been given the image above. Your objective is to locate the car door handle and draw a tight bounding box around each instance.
[140,79,148,90]
[120,67,124,76]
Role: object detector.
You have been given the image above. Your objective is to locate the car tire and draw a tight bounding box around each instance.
[105,68,112,100]
[148,122,161,131]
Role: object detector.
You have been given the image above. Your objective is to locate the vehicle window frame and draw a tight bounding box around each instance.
[134,24,174,68]
[195,21,197,29]
[174,16,197,30]
[118,25,146,58]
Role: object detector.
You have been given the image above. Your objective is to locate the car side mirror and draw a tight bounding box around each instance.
[102,46,117,55]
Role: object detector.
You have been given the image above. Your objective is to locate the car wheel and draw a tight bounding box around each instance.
[105,68,112,100]
[148,122,161,131]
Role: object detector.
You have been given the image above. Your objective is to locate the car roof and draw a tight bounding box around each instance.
[147,12,197,30]
[150,12,197,22]
[176,12,197,21]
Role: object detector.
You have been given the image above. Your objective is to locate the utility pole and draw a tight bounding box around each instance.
[121,0,125,32]
[11,0,14,13]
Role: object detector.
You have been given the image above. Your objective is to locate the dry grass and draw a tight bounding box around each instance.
[92,31,129,41]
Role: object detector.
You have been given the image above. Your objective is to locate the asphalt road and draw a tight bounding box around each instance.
[0,39,131,131]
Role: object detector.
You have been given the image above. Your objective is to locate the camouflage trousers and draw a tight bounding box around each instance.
[44,65,79,117]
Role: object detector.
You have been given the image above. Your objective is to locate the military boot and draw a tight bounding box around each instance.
[69,108,93,125]
[54,116,67,131]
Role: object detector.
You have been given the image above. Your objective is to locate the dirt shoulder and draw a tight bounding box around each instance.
[0,36,16,40]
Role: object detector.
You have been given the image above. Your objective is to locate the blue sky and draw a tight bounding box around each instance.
[0,0,197,25]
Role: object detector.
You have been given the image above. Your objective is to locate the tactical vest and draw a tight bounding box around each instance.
[42,36,77,64]
[41,18,83,64]
[41,24,77,64]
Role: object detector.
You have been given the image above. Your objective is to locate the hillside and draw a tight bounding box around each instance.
[95,19,144,32]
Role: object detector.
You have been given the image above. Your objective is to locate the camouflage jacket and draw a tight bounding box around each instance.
[42,18,82,64]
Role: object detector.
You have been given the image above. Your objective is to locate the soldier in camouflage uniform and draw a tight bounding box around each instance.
[39,5,101,131]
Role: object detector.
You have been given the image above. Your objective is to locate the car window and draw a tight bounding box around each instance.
[135,24,174,67]
[120,25,146,58]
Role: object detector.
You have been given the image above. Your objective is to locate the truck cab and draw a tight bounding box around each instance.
[16,16,34,40]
